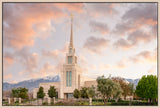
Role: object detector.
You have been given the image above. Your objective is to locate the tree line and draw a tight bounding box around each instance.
[73,75,158,104]
[10,75,157,105]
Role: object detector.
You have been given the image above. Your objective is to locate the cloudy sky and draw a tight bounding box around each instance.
[3,3,157,83]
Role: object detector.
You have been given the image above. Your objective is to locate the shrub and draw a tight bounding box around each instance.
[111,102,129,105]
[42,102,48,105]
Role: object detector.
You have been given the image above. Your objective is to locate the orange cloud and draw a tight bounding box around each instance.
[130,50,157,64]
[4,74,12,80]
[99,64,111,71]
[114,59,128,69]
[3,3,69,49]
[55,3,84,13]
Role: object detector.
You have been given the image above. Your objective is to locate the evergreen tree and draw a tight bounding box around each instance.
[48,86,57,98]
[37,86,45,99]
[73,89,81,99]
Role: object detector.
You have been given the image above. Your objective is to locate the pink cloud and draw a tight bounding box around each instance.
[89,21,110,35]
[113,3,157,36]
[4,74,13,80]
[113,38,134,50]
[84,3,118,17]
[129,50,157,64]
[114,30,156,50]
[3,3,70,49]
[84,36,109,55]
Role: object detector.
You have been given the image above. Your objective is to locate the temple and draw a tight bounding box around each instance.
[33,15,97,99]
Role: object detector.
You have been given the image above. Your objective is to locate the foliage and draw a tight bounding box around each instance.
[37,86,45,99]
[87,86,96,98]
[48,86,57,98]
[128,83,135,95]
[11,87,28,99]
[73,89,81,99]
[74,101,89,105]
[80,87,89,98]
[135,75,158,103]
[11,88,19,98]
[97,75,122,104]
[131,101,157,105]
[42,102,48,105]
[111,102,129,105]
[112,77,130,99]
[112,82,123,99]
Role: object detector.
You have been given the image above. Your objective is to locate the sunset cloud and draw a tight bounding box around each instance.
[113,3,157,36]
[3,3,67,49]
[84,36,109,54]
[4,74,13,80]
[113,38,133,50]
[84,3,118,17]
[128,30,156,45]
[42,49,59,59]
[114,29,156,50]
[3,52,14,68]
[129,50,157,64]
[89,21,110,35]
[3,3,157,83]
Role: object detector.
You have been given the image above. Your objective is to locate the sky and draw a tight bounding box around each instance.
[3,3,157,83]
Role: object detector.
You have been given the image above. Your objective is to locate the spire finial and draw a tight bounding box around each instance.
[71,14,73,20]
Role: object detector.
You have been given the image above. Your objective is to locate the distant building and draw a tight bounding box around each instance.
[33,15,97,99]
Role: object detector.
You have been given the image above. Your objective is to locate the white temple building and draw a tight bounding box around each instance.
[33,15,97,99]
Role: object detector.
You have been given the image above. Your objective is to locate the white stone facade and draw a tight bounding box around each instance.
[33,16,91,99]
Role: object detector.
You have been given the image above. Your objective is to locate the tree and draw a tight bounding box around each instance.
[73,89,81,99]
[135,75,157,104]
[11,88,19,98]
[19,87,28,99]
[87,86,96,98]
[11,87,28,99]
[97,75,119,104]
[48,86,57,99]
[112,82,123,101]
[128,83,135,96]
[37,86,45,99]
[112,77,130,100]
[80,87,89,98]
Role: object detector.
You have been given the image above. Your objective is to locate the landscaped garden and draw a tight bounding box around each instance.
[3,75,158,106]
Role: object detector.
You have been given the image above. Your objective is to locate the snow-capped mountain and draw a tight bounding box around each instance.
[125,78,140,88]
[3,75,60,92]
[3,75,139,92]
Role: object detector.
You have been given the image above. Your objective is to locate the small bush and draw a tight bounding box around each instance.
[111,102,129,105]
[108,99,115,102]
[131,101,158,106]
[15,101,19,103]
[42,102,48,105]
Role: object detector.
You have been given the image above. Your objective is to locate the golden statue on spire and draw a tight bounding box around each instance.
[71,14,73,20]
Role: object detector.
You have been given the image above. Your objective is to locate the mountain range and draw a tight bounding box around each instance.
[3,75,60,92]
[3,75,139,92]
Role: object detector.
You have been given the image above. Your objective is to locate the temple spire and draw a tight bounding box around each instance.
[69,14,74,48]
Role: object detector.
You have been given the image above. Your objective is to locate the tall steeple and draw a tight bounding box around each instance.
[69,14,74,48]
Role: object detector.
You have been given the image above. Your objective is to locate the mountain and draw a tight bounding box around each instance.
[3,76,139,92]
[3,75,60,92]
[125,78,140,88]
